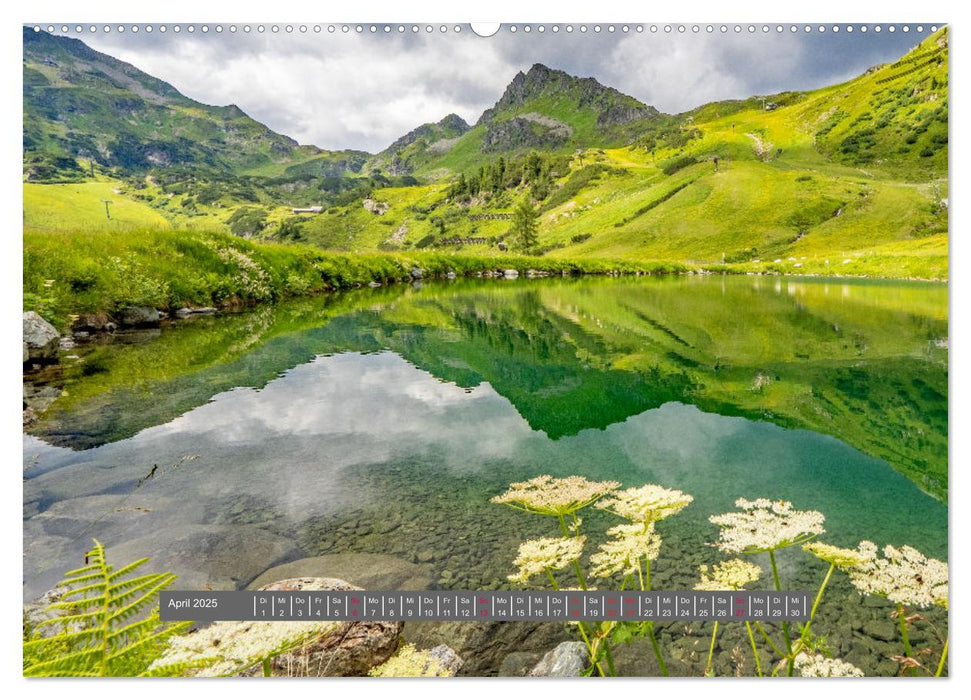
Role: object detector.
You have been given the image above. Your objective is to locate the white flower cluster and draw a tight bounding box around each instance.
[509,536,587,583]
[492,475,620,516]
[845,541,948,609]
[794,652,865,677]
[596,484,693,523]
[212,245,272,300]
[589,523,661,578]
[709,498,825,554]
[151,619,340,676]
[803,542,870,568]
[695,559,762,591]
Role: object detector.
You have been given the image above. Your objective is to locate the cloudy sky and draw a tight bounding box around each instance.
[58,24,931,152]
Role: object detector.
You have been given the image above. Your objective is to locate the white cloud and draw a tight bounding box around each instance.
[68,28,927,152]
[605,32,807,113]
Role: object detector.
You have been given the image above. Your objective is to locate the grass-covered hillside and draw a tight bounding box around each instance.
[23,27,948,283]
[288,29,948,279]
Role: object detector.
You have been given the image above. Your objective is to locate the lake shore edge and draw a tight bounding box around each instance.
[24,228,947,333]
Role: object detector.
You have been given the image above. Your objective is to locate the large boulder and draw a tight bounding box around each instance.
[403,618,571,676]
[248,553,434,591]
[117,306,161,327]
[71,312,114,333]
[528,641,589,677]
[23,311,59,362]
[427,645,464,675]
[256,577,402,676]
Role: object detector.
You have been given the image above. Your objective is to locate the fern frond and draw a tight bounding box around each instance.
[108,578,177,625]
[24,646,104,676]
[45,595,108,612]
[22,539,209,678]
[107,558,151,581]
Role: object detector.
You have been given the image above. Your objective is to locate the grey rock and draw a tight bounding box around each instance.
[428,645,464,675]
[863,618,897,642]
[367,281,382,288]
[498,651,543,677]
[410,267,424,279]
[107,524,300,594]
[248,553,434,591]
[23,586,72,638]
[403,619,569,676]
[363,198,390,215]
[71,312,112,332]
[23,311,60,362]
[446,271,457,280]
[528,641,589,677]
[117,306,161,327]
[503,269,520,279]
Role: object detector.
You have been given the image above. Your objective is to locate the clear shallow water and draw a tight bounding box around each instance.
[23,275,948,672]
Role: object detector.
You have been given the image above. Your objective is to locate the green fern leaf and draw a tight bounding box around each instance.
[22,539,199,677]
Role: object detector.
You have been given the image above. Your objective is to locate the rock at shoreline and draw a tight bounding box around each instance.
[427,645,464,675]
[23,586,71,638]
[173,307,217,319]
[106,524,301,593]
[403,619,570,676]
[23,311,60,362]
[117,306,161,327]
[503,269,519,279]
[528,641,588,677]
[248,553,434,591]
[71,312,114,333]
[498,651,543,676]
[257,577,402,676]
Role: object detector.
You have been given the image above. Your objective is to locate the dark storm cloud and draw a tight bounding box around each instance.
[49,23,933,152]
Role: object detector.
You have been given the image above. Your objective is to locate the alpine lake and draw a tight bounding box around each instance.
[23,273,948,676]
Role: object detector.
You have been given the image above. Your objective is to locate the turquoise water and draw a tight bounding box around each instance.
[22,275,948,675]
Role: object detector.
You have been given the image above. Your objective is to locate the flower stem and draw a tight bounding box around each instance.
[800,563,834,644]
[647,622,669,677]
[746,622,763,677]
[641,558,668,675]
[262,657,272,677]
[557,514,587,590]
[601,633,618,676]
[754,621,784,657]
[768,549,794,676]
[935,637,948,677]
[705,621,719,676]
[897,603,916,676]
[575,621,607,677]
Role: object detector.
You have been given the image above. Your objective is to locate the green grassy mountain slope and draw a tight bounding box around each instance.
[23,27,949,280]
[368,113,471,175]
[411,63,668,175]
[291,29,947,279]
[23,28,306,175]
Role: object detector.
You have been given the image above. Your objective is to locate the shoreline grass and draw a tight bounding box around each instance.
[24,226,947,331]
[24,227,692,329]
